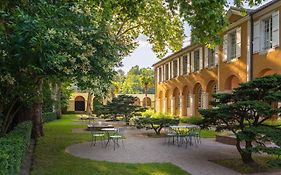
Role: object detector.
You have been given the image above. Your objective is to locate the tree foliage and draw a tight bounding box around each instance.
[200,74,281,165]
[136,110,179,135]
[121,66,155,94]
[105,95,146,125]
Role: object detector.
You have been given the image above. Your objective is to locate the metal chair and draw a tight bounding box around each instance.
[165,127,177,145]
[109,127,125,150]
[90,127,105,147]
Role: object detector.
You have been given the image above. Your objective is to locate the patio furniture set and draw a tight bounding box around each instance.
[166,125,201,147]
[89,125,125,150]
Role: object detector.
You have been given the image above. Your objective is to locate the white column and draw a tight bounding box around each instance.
[163,98,167,113]
[190,94,195,116]
[171,96,175,115]
[179,95,183,116]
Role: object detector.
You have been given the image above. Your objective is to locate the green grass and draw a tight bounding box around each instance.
[199,129,221,138]
[213,156,281,174]
[32,114,191,175]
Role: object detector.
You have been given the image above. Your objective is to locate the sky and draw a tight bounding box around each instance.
[120,0,271,74]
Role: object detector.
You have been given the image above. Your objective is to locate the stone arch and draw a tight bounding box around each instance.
[193,83,203,116]
[134,97,141,106]
[165,89,171,114]
[75,96,85,111]
[224,75,241,91]
[206,80,218,108]
[258,68,274,77]
[182,85,190,116]
[172,87,180,116]
[143,97,152,107]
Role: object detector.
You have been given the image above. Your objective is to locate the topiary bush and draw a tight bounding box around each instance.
[42,112,57,123]
[180,116,203,125]
[137,111,179,135]
[0,121,32,175]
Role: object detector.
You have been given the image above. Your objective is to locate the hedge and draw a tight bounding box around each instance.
[180,116,203,125]
[42,112,57,123]
[0,121,32,175]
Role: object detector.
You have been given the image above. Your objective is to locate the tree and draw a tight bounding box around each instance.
[137,110,179,135]
[200,74,281,165]
[106,95,146,125]
[139,68,154,107]
[0,1,127,136]
[166,0,266,46]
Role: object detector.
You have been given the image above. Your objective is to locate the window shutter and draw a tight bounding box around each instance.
[204,47,208,68]
[236,27,241,58]
[161,65,165,81]
[187,53,190,74]
[191,51,194,72]
[223,34,228,62]
[199,47,203,70]
[272,11,279,48]
[177,58,180,76]
[215,46,218,65]
[253,20,260,53]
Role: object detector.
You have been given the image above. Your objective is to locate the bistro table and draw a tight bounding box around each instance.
[169,125,199,146]
[101,128,117,147]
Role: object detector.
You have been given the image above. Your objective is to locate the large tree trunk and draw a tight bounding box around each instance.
[86,92,93,115]
[236,140,255,165]
[32,79,44,138]
[56,82,62,118]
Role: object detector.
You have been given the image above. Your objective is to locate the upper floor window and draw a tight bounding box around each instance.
[165,64,169,80]
[204,47,216,67]
[223,27,241,61]
[182,55,188,74]
[194,50,200,72]
[173,60,178,77]
[253,11,279,53]
[229,31,237,60]
[262,16,273,50]
[159,67,162,82]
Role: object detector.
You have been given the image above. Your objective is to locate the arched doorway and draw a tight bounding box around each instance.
[258,68,274,77]
[75,96,85,111]
[193,83,203,116]
[173,87,180,116]
[206,80,217,108]
[143,97,152,107]
[134,97,141,106]
[225,75,240,91]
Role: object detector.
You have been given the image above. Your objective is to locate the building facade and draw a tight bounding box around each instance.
[153,0,281,117]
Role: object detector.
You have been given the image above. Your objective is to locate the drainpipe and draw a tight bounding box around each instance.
[249,14,254,81]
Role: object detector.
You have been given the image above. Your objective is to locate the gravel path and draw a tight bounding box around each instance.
[65,127,281,175]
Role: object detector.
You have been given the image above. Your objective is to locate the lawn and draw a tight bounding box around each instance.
[213,156,281,174]
[31,114,191,175]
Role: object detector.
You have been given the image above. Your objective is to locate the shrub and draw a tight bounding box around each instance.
[42,112,57,123]
[180,116,203,125]
[138,111,179,135]
[0,121,32,175]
